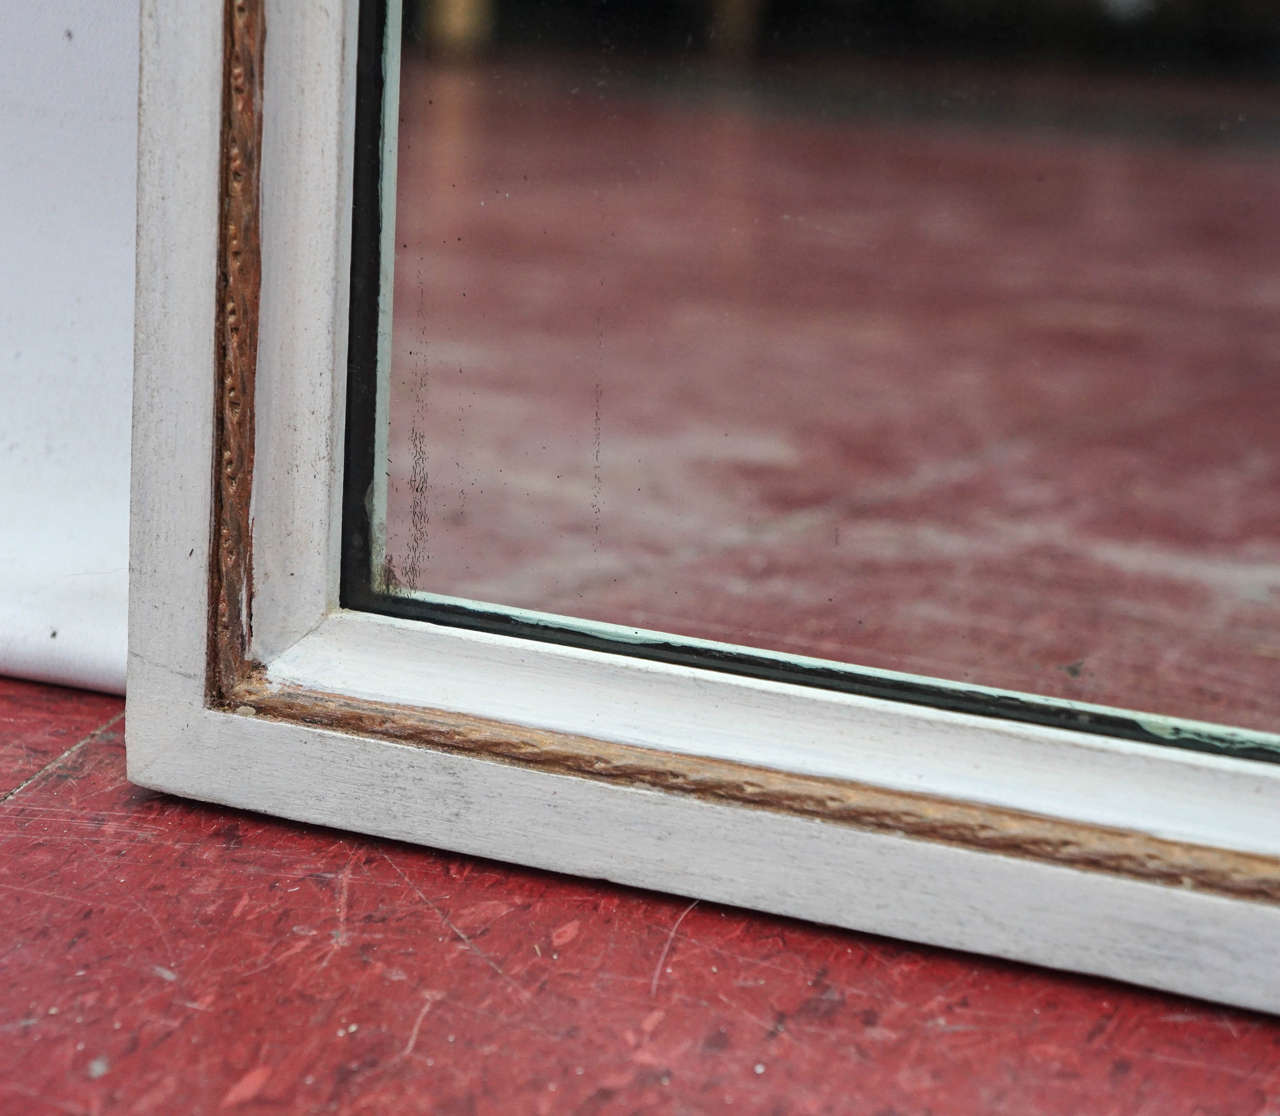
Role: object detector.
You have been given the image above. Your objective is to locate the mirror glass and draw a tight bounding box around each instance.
[357,0,1280,745]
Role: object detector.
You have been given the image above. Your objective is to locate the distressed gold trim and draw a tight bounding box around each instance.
[228,673,1280,905]
[208,0,265,701]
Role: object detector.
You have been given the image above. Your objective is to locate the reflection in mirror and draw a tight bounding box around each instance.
[368,0,1280,737]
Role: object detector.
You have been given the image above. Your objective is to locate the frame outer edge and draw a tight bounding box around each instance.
[128,0,225,722]
[137,707,1280,1015]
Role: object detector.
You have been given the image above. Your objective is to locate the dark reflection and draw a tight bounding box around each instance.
[408,0,1280,71]
[374,0,1280,734]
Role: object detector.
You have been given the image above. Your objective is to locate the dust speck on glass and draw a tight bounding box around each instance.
[342,0,1280,762]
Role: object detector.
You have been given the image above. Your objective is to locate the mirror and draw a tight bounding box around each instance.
[355,0,1280,745]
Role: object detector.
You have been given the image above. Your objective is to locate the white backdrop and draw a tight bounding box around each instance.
[0,4,139,694]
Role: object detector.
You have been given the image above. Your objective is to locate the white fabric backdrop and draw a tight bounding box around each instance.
[0,4,138,694]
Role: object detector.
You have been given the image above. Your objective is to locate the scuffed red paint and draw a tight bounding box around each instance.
[2,678,1278,1113]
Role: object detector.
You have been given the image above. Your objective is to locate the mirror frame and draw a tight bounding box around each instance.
[128,0,1280,1013]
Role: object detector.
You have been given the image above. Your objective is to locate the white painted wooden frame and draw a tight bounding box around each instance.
[129,0,1280,1013]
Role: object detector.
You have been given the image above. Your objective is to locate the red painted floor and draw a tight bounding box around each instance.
[384,54,1280,734]
[3,675,1279,1114]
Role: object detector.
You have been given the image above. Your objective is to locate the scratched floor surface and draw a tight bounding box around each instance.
[383,54,1280,733]
[3,676,1279,1114]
